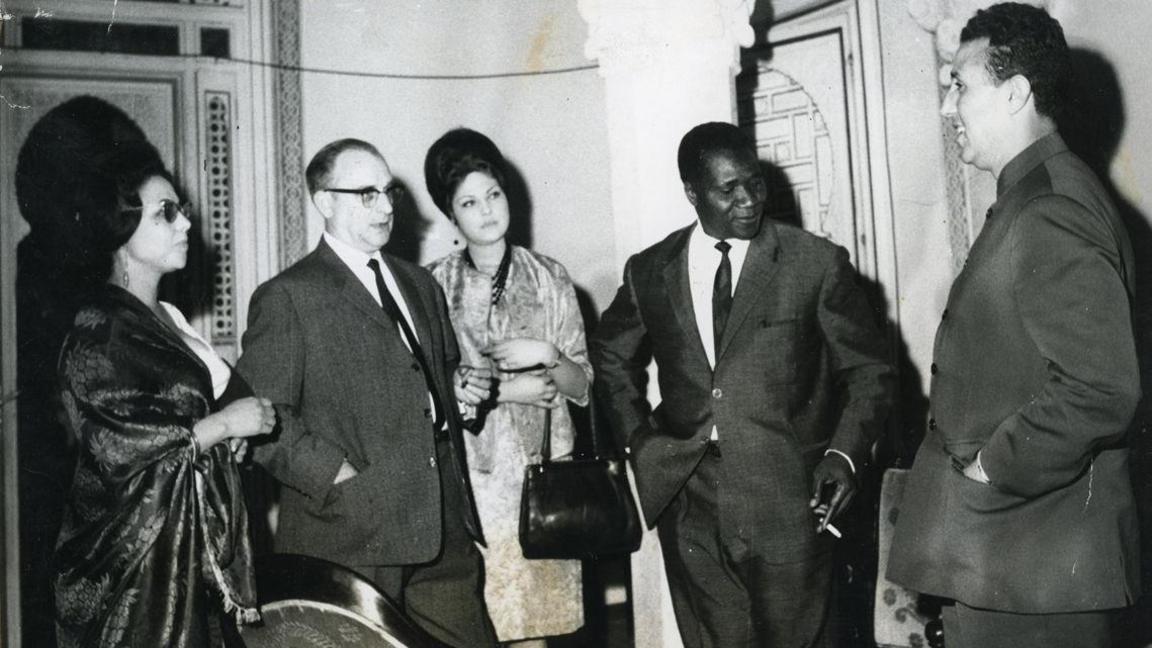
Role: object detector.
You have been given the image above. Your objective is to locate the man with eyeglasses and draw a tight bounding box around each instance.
[237,138,499,647]
[590,122,892,647]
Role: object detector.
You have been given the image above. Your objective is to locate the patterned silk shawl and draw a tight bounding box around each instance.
[55,285,258,648]
[427,246,592,472]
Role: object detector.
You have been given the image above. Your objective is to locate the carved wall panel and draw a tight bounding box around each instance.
[204,91,236,343]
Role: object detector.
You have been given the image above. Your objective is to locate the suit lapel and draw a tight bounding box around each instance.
[716,223,781,362]
[315,240,394,332]
[385,256,437,356]
[386,257,449,395]
[660,228,711,366]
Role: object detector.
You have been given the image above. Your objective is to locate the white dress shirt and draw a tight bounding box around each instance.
[323,232,420,349]
[687,224,750,441]
[687,223,751,370]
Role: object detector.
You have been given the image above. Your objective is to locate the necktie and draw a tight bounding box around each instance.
[712,240,733,355]
[367,258,445,429]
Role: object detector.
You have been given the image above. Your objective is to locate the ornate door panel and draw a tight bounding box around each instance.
[738,1,891,284]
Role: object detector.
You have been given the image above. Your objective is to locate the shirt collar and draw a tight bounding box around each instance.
[996,131,1068,198]
[323,231,382,272]
[689,222,752,256]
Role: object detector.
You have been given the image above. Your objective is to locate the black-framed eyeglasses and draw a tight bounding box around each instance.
[323,184,404,209]
[121,199,191,223]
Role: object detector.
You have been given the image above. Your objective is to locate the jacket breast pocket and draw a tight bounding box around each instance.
[752,317,803,385]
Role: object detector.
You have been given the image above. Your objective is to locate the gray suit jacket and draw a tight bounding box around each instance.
[888,133,1141,613]
[237,239,481,567]
[591,221,892,562]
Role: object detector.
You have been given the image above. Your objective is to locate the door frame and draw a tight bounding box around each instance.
[0,1,283,642]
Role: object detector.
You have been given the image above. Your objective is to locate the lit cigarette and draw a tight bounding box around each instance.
[825,522,842,538]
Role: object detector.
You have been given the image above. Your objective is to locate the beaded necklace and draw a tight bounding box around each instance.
[464,243,513,305]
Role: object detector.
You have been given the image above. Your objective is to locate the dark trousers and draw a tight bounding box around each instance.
[657,445,833,648]
[942,601,1118,648]
[357,438,498,648]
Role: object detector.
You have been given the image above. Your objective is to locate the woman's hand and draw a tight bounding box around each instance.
[194,397,276,451]
[216,397,277,438]
[483,338,560,372]
[497,372,561,408]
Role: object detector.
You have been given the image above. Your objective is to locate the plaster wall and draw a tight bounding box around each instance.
[1052,0,1152,224]
[877,3,954,404]
[297,0,617,309]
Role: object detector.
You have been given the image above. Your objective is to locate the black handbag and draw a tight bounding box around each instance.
[518,407,643,560]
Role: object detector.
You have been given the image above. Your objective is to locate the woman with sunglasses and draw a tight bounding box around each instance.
[54,142,272,647]
[425,129,592,646]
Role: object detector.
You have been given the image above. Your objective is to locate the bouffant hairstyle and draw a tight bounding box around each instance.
[15,96,164,266]
[91,140,173,253]
[960,2,1069,120]
[677,122,757,186]
[423,128,508,218]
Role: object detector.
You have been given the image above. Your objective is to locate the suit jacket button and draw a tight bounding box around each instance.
[424,408,432,418]
[412,363,420,371]
[711,388,722,399]
[429,456,437,467]
[928,417,937,431]
[930,363,938,375]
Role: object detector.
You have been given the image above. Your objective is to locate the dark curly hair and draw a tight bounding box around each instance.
[677,122,757,186]
[960,2,1069,121]
[423,128,508,218]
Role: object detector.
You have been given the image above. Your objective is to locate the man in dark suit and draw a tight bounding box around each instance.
[236,138,498,647]
[590,122,892,647]
[887,5,1141,648]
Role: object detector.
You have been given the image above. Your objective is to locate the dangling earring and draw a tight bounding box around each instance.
[116,254,130,289]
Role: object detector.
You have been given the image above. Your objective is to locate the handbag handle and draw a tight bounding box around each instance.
[586,397,609,458]
[540,408,553,464]
[537,393,615,464]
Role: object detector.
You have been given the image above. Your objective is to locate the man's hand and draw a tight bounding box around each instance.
[454,365,494,405]
[809,452,857,534]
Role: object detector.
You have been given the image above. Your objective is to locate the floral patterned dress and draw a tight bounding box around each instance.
[428,246,592,641]
[54,285,258,647]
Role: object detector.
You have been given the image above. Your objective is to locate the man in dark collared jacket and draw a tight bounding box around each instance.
[888,5,1140,648]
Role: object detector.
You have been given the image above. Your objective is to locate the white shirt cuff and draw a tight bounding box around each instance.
[824,448,856,474]
[974,451,991,483]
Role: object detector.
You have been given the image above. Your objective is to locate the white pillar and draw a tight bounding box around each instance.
[580,0,755,260]
[577,3,754,647]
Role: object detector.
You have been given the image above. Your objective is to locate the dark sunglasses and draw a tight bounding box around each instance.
[121,199,191,223]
